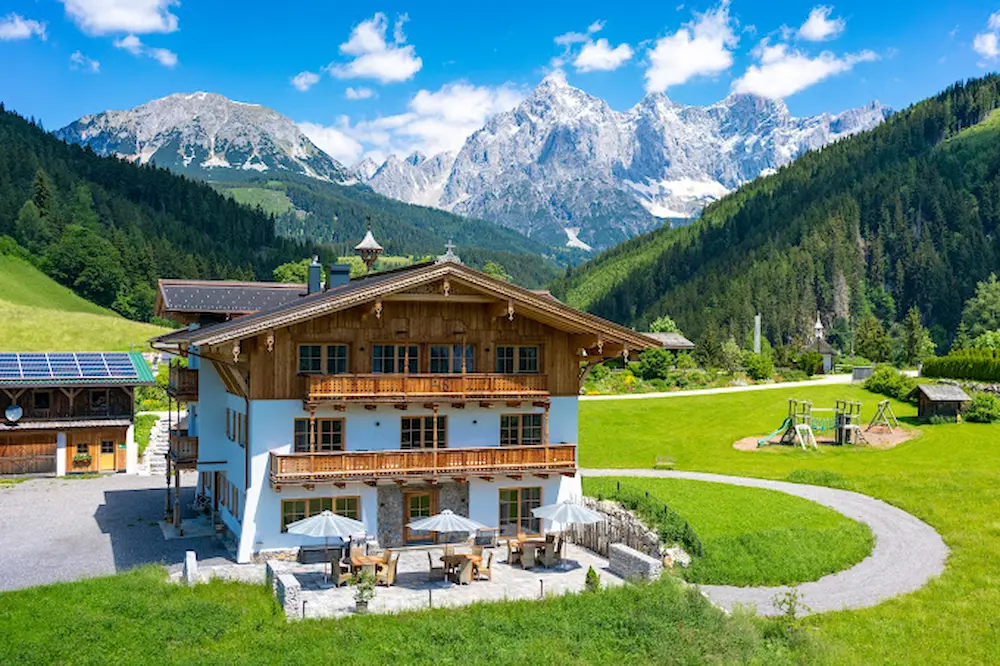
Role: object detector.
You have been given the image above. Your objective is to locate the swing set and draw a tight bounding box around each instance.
[758,398,895,449]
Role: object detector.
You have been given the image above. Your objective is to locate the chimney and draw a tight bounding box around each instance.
[327,263,351,290]
[307,256,321,295]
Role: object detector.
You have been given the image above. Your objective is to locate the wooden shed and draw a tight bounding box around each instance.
[910,384,972,421]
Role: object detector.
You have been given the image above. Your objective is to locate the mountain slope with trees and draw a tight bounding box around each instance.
[551,75,1000,353]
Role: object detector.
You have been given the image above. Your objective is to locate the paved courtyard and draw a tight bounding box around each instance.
[272,544,625,619]
[0,472,232,592]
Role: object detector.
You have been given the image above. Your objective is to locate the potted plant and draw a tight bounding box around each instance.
[72,452,92,466]
[353,568,377,614]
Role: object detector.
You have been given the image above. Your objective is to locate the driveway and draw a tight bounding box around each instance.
[0,473,232,592]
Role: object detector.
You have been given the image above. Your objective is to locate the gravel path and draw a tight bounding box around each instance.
[0,473,232,592]
[582,468,949,616]
[580,373,852,401]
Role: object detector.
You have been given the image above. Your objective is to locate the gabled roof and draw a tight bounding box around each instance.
[151,262,660,351]
[641,332,696,350]
[806,338,836,355]
[911,384,972,402]
[155,279,308,317]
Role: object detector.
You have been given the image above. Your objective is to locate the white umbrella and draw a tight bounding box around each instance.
[531,501,605,526]
[286,510,366,581]
[407,509,487,535]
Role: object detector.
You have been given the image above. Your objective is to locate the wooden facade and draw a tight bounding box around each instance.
[65,427,129,474]
[167,365,199,401]
[0,387,134,421]
[0,431,57,475]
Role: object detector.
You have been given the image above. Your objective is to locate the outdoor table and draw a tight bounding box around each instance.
[515,537,547,569]
[441,553,482,582]
[351,554,386,574]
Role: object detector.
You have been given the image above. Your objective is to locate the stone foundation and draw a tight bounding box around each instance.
[608,543,663,581]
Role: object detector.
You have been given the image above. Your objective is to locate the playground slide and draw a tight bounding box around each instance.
[758,417,792,447]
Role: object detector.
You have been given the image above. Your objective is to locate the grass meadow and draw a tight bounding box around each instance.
[581,384,1000,664]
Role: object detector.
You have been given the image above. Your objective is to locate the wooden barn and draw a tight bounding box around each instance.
[911,384,972,421]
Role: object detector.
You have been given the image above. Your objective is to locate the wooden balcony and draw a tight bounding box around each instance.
[168,430,198,468]
[269,443,576,488]
[304,373,549,405]
[167,365,198,401]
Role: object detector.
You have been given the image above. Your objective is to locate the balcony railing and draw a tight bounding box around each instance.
[168,429,198,466]
[269,443,576,487]
[167,365,198,400]
[305,373,549,404]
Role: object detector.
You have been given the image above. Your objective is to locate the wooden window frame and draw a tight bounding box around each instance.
[225,408,232,440]
[292,417,345,453]
[297,344,323,374]
[403,490,437,544]
[400,415,447,449]
[372,344,419,374]
[75,442,89,455]
[100,440,115,454]
[500,413,544,446]
[429,344,475,374]
[325,344,349,375]
[281,495,361,532]
[498,486,543,537]
[495,345,541,374]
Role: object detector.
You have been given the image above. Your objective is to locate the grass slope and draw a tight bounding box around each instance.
[0,254,167,351]
[220,185,295,215]
[581,384,1000,664]
[0,567,813,665]
[584,476,874,587]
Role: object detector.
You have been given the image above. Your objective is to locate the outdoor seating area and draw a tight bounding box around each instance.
[277,541,624,619]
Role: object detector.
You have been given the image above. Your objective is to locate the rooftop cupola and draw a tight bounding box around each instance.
[436,240,461,265]
[354,217,383,273]
[814,312,824,340]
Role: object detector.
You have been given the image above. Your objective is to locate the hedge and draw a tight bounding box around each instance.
[922,349,1000,382]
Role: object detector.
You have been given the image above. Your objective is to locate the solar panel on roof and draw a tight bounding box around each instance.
[0,352,139,383]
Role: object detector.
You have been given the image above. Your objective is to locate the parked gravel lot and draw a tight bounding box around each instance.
[0,473,232,592]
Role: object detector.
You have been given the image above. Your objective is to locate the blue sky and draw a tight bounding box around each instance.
[2,1,999,165]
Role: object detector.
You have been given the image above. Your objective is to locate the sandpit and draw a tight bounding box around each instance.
[733,425,918,451]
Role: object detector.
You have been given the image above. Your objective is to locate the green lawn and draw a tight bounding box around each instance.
[0,254,167,351]
[0,566,815,665]
[584,477,874,587]
[580,385,1000,664]
[134,414,159,458]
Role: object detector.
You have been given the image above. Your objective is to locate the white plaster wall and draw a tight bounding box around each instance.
[55,431,66,477]
[125,424,137,474]
[468,474,582,532]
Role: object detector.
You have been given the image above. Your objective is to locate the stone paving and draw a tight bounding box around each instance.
[264,544,624,619]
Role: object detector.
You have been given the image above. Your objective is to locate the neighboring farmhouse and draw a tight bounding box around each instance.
[153,243,660,563]
[0,352,154,475]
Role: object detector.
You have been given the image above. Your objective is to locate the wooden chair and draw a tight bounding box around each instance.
[540,541,558,568]
[506,540,522,566]
[471,545,484,557]
[521,542,537,569]
[517,532,527,543]
[335,558,353,587]
[475,552,493,581]
[427,552,447,581]
[442,544,456,577]
[349,546,365,570]
[455,558,475,585]
[376,553,399,587]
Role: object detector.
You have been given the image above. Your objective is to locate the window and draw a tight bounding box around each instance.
[372,344,419,374]
[498,487,542,536]
[298,345,322,374]
[90,389,109,415]
[500,414,543,446]
[33,391,50,411]
[226,408,231,439]
[429,345,475,373]
[293,418,345,453]
[326,345,348,375]
[401,416,447,449]
[100,440,114,454]
[281,496,360,531]
[76,443,89,455]
[495,346,540,374]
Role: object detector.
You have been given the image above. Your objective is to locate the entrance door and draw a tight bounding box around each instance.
[403,490,437,544]
[99,440,116,472]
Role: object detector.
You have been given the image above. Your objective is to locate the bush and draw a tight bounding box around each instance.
[864,364,917,402]
[797,352,823,376]
[585,566,601,592]
[589,363,611,382]
[965,392,1000,423]
[742,352,774,381]
[675,352,697,370]
[636,348,674,381]
[923,349,1000,382]
[611,486,703,557]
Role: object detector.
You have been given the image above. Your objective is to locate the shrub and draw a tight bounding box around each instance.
[797,352,823,376]
[965,392,1000,423]
[611,486,703,557]
[636,348,674,380]
[589,363,611,382]
[585,566,601,592]
[864,364,917,402]
[928,414,957,425]
[923,349,1000,382]
[742,352,774,381]
[675,352,697,370]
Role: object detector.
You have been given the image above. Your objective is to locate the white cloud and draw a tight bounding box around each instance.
[974,12,1000,64]
[291,71,320,92]
[70,50,100,72]
[60,0,178,35]
[732,40,877,98]
[0,13,47,41]
[644,1,738,92]
[574,39,634,72]
[797,6,845,42]
[113,34,177,67]
[327,13,422,84]
[345,86,375,100]
[300,81,525,164]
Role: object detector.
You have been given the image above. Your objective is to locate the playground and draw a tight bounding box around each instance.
[733,398,917,451]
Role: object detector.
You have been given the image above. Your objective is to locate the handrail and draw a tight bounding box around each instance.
[305,373,548,402]
[269,443,576,485]
[168,432,198,461]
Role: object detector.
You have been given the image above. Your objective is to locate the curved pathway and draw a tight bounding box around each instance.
[582,468,949,616]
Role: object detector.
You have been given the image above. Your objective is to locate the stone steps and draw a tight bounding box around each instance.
[141,417,170,476]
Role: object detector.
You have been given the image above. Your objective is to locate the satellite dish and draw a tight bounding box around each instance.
[5,405,22,423]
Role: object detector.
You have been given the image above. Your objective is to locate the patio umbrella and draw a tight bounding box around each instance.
[531,501,605,527]
[286,510,366,581]
[407,509,487,535]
